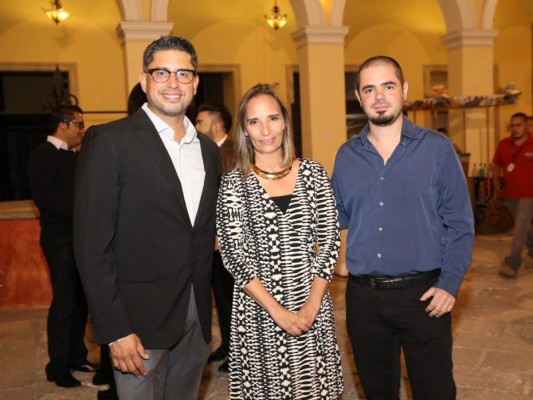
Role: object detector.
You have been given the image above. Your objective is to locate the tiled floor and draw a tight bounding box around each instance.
[1,233,533,399]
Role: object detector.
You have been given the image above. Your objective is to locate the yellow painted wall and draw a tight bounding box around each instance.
[0,1,126,128]
[493,0,532,139]
[344,0,448,124]
[0,0,531,145]
[169,0,298,110]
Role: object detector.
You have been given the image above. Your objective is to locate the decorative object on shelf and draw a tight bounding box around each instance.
[404,91,522,112]
[43,0,69,25]
[265,0,287,30]
[496,82,521,104]
[431,84,451,99]
[498,82,521,96]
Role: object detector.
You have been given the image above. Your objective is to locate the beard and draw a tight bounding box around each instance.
[368,110,402,126]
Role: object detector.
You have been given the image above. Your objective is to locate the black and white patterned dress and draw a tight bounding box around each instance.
[217,158,344,400]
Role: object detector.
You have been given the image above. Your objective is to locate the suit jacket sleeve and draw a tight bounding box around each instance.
[74,125,133,344]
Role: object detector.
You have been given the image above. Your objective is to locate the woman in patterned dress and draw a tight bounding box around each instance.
[216,84,344,399]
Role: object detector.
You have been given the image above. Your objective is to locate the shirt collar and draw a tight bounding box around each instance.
[509,135,533,147]
[217,134,228,147]
[47,135,69,151]
[142,102,197,144]
[355,116,421,148]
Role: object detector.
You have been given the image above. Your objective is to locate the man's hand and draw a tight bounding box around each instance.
[420,287,456,318]
[109,333,149,377]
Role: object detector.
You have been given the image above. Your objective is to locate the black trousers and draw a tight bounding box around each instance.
[41,234,88,379]
[346,277,456,400]
[212,250,233,352]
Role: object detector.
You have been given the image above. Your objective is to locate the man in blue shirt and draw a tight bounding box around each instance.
[332,56,474,399]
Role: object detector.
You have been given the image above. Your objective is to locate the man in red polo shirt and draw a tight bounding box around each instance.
[493,112,533,278]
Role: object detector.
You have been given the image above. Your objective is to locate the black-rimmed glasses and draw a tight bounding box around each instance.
[146,68,197,84]
[64,120,85,129]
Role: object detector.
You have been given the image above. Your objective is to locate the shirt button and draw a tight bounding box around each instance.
[379,202,384,206]
[377,253,382,258]
[380,177,384,181]
[378,227,383,231]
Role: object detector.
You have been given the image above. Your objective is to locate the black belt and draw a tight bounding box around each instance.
[349,269,441,290]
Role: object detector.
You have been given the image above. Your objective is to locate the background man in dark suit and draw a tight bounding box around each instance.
[74,36,220,400]
[195,102,235,372]
[27,106,97,388]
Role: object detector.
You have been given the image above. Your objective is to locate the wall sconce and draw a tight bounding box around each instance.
[265,0,287,30]
[43,0,70,25]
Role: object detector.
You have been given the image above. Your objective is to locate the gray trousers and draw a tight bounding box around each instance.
[504,198,533,270]
[114,287,210,400]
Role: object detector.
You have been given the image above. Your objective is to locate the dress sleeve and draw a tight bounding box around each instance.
[309,165,341,282]
[216,174,257,288]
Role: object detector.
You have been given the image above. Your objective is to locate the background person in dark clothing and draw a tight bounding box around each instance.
[27,105,97,388]
[195,102,235,372]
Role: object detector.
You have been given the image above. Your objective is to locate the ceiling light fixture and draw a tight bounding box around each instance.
[43,0,70,25]
[265,0,287,30]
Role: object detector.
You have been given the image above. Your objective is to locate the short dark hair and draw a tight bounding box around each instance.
[48,105,83,134]
[511,112,528,122]
[143,36,198,71]
[355,56,405,91]
[127,83,147,116]
[437,127,448,134]
[197,102,232,133]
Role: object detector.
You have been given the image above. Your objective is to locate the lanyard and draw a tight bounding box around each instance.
[511,141,527,163]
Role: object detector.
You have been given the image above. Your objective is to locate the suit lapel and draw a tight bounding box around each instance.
[130,110,190,225]
[193,133,217,230]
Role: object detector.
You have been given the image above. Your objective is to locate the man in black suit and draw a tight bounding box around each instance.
[195,102,235,372]
[27,106,97,388]
[74,36,220,400]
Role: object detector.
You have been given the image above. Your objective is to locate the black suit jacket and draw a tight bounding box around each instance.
[73,109,220,348]
[219,137,236,175]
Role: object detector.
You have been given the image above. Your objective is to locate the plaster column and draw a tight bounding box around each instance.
[442,30,498,169]
[117,21,174,94]
[292,26,349,174]
[292,25,349,276]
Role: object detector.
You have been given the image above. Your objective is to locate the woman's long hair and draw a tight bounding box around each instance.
[234,84,296,179]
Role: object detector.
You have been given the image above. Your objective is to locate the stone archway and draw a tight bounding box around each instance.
[438,0,499,32]
[290,0,347,28]
[116,0,144,21]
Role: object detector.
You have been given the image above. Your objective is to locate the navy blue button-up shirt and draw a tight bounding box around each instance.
[331,117,474,296]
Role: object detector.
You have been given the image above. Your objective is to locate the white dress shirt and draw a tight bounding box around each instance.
[47,135,70,151]
[142,103,205,226]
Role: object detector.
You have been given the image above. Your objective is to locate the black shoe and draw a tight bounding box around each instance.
[208,346,228,363]
[97,388,119,400]
[72,361,100,373]
[218,359,229,373]
[48,371,81,388]
[92,369,109,386]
